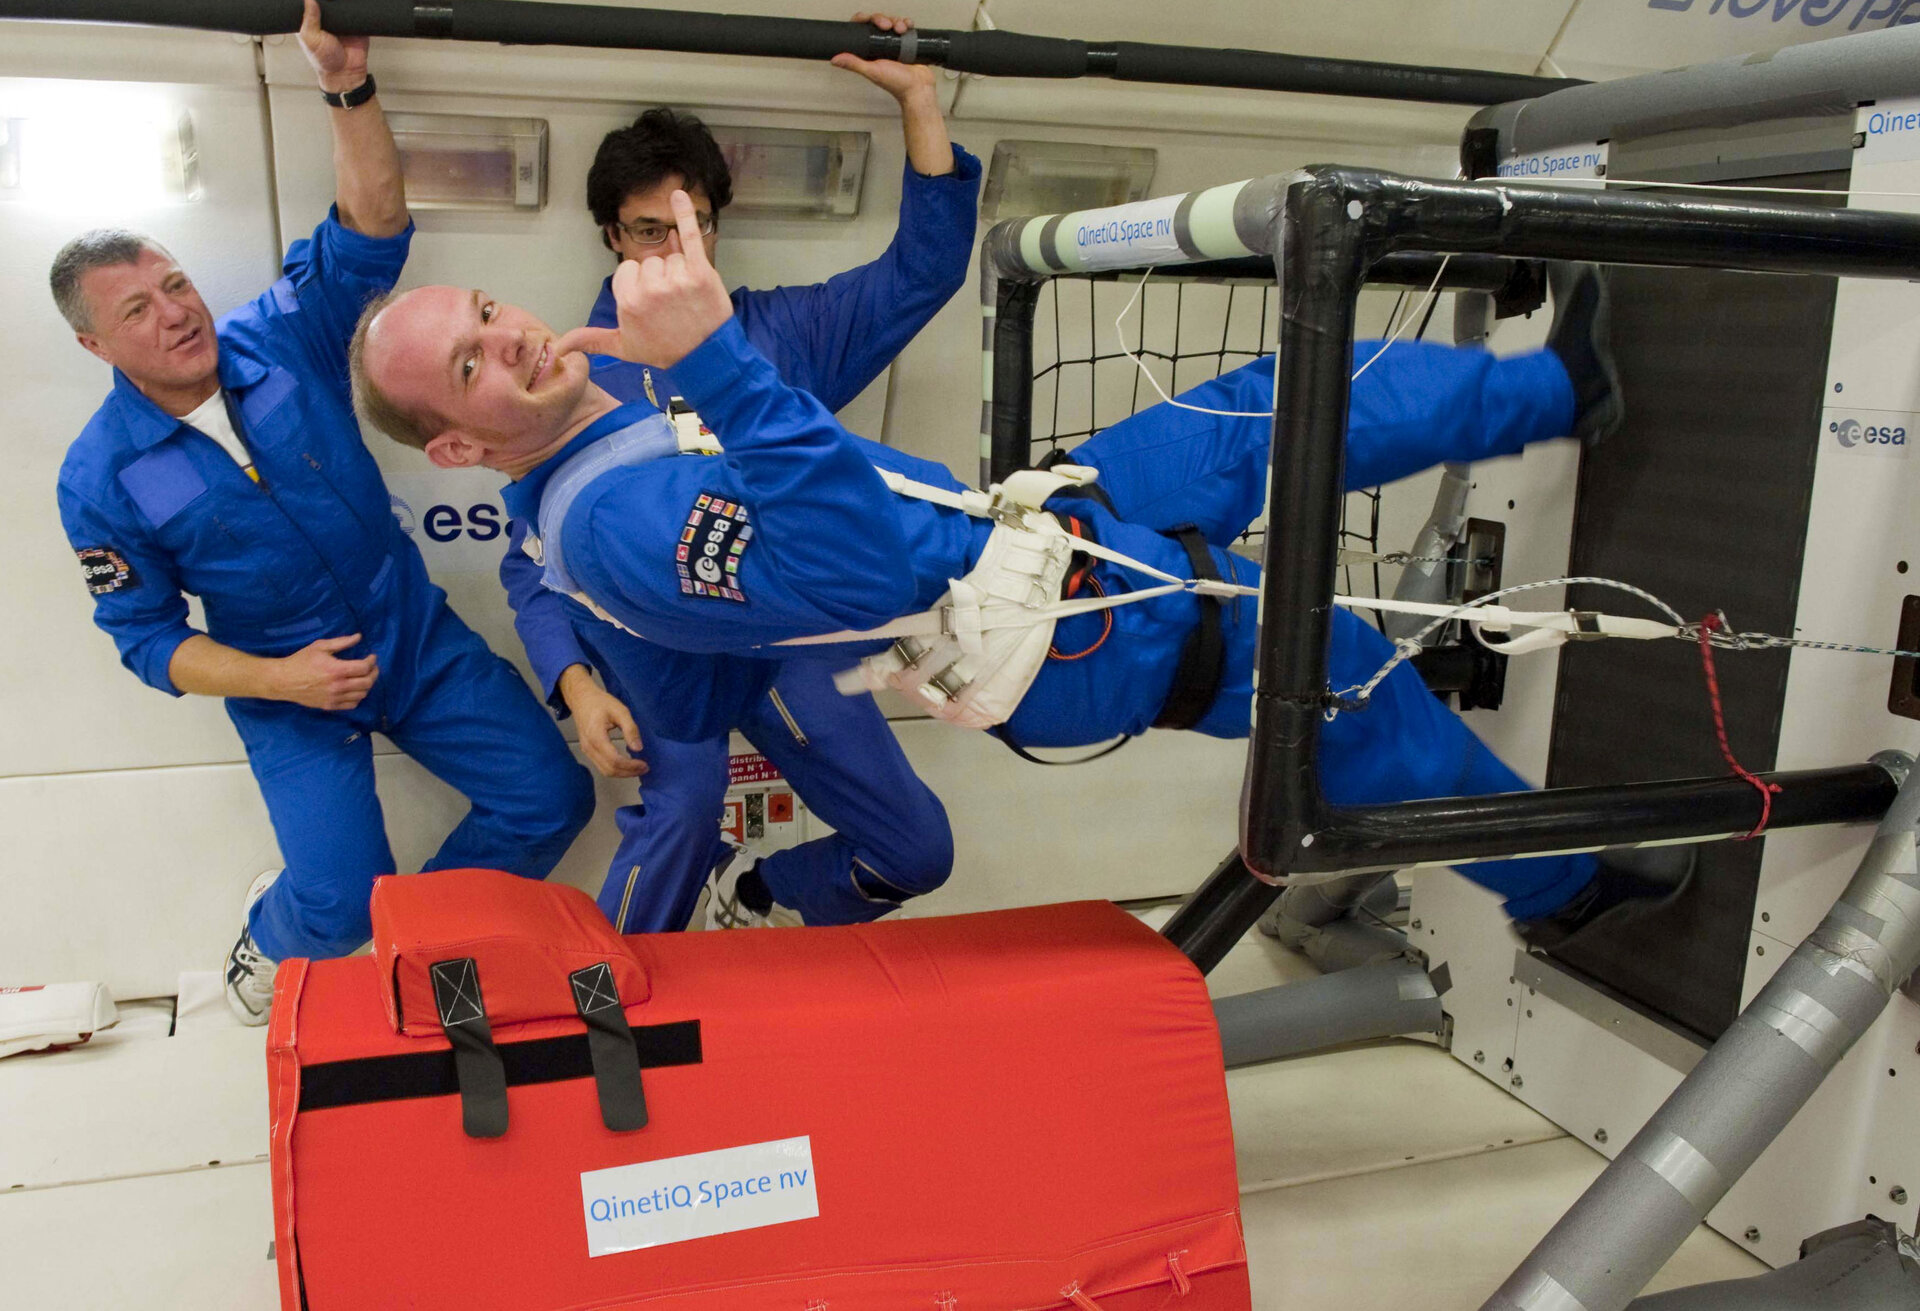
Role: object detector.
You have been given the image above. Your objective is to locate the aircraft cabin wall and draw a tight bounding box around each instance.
[2,18,1468,1000]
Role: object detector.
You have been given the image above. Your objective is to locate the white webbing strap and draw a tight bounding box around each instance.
[1337,593,1684,655]
[792,465,1255,651]
[780,581,1189,647]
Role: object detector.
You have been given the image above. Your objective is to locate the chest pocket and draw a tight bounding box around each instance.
[119,445,207,530]
[237,367,300,450]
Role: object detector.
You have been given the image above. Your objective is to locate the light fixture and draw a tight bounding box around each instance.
[1,83,199,208]
[982,140,1157,223]
[387,112,547,211]
[708,125,869,218]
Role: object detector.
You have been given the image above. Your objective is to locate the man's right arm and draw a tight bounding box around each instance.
[168,633,377,711]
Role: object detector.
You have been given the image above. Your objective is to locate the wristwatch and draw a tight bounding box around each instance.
[320,75,377,110]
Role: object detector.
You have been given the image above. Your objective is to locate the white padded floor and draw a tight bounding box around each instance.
[0,917,1766,1309]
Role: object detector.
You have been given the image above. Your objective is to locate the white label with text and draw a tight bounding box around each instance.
[580,1136,819,1257]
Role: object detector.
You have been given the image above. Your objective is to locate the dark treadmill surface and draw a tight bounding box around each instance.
[1542,184,1840,1040]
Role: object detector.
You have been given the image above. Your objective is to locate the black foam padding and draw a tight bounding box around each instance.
[1543,186,1842,1040]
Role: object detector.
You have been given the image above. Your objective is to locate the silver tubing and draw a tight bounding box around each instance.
[1481,768,1920,1311]
[1382,463,1472,645]
[1213,957,1444,1067]
[1469,24,1920,165]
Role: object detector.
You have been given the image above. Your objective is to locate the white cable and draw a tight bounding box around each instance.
[1111,268,1272,418]
[1113,254,1456,421]
[1352,254,1451,382]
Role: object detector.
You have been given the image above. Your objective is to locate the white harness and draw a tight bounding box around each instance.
[780,465,1256,731]
[525,420,1254,732]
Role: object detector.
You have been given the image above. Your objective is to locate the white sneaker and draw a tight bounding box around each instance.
[704,846,802,931]
[224,869,282,1027]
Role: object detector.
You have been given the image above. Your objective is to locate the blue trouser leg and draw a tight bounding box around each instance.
[1071,343,1577,544]
[743,659,954,926]
[1321,608,1596,918]
[386,607,596,883]
[594,731,733,934]
[234,704,397,961]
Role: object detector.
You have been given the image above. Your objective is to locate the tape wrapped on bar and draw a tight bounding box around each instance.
[1628,1130,1724,1213]
[1506,1270,1589,1311]
[1807,919,1901,994]
[1747,988,1848,1067]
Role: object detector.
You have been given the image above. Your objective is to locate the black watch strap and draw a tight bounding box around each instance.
[320,75,377,110]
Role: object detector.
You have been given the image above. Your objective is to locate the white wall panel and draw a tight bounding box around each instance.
[891,718,1247,913]
[3,78,282,781]
[0,24,258,86]
[0,750,629,1001]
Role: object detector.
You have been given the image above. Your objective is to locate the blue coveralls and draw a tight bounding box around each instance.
[57,212,595,961]
[515,321,1600,920]
[500,148,979,929]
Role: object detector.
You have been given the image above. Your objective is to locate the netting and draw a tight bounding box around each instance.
[1014,270,1437,613]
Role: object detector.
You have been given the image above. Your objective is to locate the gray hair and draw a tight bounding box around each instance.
[49,229,166,333]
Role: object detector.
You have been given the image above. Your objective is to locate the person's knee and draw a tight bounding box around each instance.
[867,795,955,897]
[550,760,597,844]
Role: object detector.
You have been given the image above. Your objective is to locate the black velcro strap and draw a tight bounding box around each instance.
[430,958,509,1140]
[1153,525,1226,731]
[297,1021,702,1113]
[569,963,648,1132]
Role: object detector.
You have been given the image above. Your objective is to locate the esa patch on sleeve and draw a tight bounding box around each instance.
[76,546,139,595]
[676,492,752,603]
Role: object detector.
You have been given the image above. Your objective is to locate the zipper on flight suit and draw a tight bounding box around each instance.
[767,686,809,747]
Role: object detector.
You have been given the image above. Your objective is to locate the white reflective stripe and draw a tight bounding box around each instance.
[1629,1131,1724,1212]
[1508,1271,1588,1311]
[1749,989,1848,1066]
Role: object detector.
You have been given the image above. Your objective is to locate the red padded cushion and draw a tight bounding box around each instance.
[370,869,649,1037]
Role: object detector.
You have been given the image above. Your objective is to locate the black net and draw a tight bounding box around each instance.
[1015,269,1395,609]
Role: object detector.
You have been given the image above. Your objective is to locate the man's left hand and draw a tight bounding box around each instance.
[831,13,938,104]
[298,0,371,96]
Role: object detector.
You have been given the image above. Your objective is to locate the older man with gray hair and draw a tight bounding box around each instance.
[51,0,592,1024]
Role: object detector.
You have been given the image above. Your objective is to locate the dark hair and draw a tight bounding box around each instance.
[49,229,165,332]
[587,107,734,250]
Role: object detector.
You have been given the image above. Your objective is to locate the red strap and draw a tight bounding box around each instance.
[1063,1282,1105,1310]
[1697,613,1782,840]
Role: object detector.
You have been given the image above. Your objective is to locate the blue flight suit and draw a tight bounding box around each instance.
[501,148,979,929]
[57,211,595,961]
[512,321,1599,921]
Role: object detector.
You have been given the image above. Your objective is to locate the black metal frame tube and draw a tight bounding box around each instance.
[0,0,1581,105]
[1242,165,1920,886]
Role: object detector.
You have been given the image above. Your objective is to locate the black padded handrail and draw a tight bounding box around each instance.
[0,0,1583,106]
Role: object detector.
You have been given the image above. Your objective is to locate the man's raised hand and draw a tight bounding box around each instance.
[556,190,733,369]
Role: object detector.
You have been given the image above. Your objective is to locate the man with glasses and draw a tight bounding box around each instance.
[494,13,979,932]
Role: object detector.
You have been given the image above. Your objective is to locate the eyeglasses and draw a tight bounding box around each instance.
[612,212,718,246]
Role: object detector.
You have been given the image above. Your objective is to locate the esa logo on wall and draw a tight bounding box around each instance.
[1826,412,1912,459]
[390,493,504,542]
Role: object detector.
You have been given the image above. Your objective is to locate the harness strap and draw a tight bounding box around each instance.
[1153,526,1227,731]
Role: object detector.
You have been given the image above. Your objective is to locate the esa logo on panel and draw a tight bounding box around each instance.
[390,493,503,542]
[1829,418,1908,449]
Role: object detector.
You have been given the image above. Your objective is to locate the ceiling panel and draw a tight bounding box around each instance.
[1547,0,1915,82]
[980,0,1582,77]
